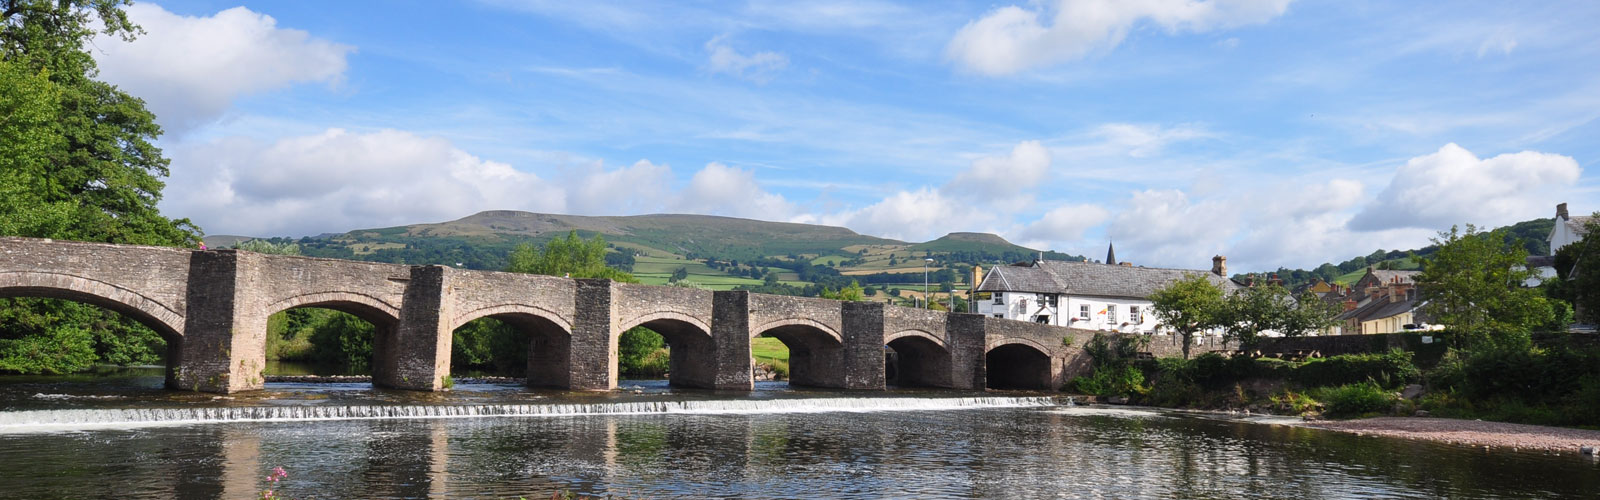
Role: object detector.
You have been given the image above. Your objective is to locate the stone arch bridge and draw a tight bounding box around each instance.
[0,237,1179,393]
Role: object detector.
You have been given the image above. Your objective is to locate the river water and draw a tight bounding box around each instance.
[1,368,1596,499]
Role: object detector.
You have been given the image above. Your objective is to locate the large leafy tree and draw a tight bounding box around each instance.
[2,0,201,374]
[1216,284,1339,347]
[1149,274,1227,358]
[1416,225,1553,351]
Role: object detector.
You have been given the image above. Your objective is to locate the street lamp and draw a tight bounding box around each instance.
[923,258,935,309]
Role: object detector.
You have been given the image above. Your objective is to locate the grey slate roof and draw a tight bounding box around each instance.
[1336,295,1423,324]
[1567,215,1595,236]
[976,260,1241,299]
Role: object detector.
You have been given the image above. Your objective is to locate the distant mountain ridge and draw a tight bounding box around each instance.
[235,211,1075,286]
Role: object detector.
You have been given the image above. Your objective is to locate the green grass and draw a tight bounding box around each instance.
[752,337,789,364]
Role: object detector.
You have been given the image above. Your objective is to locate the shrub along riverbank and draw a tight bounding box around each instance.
[1066,333,1600,428]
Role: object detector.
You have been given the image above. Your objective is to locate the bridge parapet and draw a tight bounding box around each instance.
[0,237,192,338]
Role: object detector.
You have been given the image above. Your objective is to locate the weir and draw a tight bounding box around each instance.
[0,396,1062,432]
[0,237,1194,394]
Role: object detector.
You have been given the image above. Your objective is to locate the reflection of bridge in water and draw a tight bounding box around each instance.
[0,237,1187,393]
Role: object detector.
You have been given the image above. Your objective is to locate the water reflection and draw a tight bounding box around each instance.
[1,404,1598,498]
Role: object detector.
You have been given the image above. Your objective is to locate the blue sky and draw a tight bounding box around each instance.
[94,0,1598,272]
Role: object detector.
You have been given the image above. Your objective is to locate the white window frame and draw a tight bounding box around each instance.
[1107,304,1118,323]
[1079,304,1089,319]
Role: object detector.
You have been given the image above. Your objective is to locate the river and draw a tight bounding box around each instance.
[1,368,1596,499]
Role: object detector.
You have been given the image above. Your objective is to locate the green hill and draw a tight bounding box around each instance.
[242,211,1083,298]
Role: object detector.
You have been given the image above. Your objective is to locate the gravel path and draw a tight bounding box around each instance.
[1304,417,1600,455]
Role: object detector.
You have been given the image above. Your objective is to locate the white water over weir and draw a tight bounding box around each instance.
[0,396,1062,433]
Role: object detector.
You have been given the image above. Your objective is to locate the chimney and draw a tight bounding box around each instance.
[1557,202,1569,220]
[1211,255,1227,277]
[1343,299,1357,312]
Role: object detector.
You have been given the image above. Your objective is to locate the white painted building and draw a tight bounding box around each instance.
[973,254,1241,334]
[1550,202,1593,254]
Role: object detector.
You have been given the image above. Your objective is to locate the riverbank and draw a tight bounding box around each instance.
[1302,416,1600,455]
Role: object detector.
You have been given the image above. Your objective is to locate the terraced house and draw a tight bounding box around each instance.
[974,246,1241,333]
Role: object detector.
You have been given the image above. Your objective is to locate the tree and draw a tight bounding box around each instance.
[1278,292,1340,338]
[669,266,688,283]
[506,231,637,283]
[1219,284,1289,348]
[1416,225,1552,351]
[1,0,200,246]
[821,280,866,302]
[1,1,200,374]
[1149,274,1227,358]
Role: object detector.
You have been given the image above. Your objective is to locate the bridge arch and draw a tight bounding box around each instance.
[752,319,846,388]
[450,306,572,387]
[885,329,952,388]
[985,339,1054,390]
[263,291,401,326]
[0,271,184,341]
[616,311,716,389]
[750,318,842,345]
[261,291,403,387]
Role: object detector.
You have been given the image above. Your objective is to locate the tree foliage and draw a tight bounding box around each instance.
[1415,225,1553,351]
[1216,284,1339,347]
[506,231,636,283]
[820,280,866,302]
[1,1,199,374]
[1149,274,1227,358]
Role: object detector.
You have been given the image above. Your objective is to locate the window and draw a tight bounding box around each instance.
[993,314,1004,318]
[1079,304,1090,319]
[1045,294,1058,307]
[993,293,1004,305]
[1107,305,1118,323]
[1130,306,1142,324]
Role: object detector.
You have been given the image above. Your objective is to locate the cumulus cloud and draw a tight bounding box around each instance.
[820,188,995,242]
[1348,143,1581,231]
[705,35,789,83]
[944,140,1051,199]
[92,4,353,132]
[1015,203,1111,247]
[946,0,1293,75]
[1105,189,1238,265]
[565,160,673,215]
[164,129,565,236]
[673,162,798,220]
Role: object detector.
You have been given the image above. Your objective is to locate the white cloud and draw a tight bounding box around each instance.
[1015,203,1111,248]
[946,0,1294,76]
[1091,123,1211,158]
[565,160,673,215]
[1105,189,1238,266]
[705,35,789,83]
[1349,143,1581,231]
[820,188,994,242]
[165,129,564,236]
[93,4,353,132]
[944,140,1051,199]
[673,162,798,220]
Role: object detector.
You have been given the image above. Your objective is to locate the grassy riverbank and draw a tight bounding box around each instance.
[1066,334,1600,429]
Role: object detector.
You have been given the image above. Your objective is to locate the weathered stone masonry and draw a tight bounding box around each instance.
[1,236,1170,393]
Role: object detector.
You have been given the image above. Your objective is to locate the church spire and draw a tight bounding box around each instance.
[1106,241,1117,265]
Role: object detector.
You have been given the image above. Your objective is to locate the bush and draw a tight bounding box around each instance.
[1316,381,1395,417]
[1290,349,1418,389]
[1071,364,1147,397]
